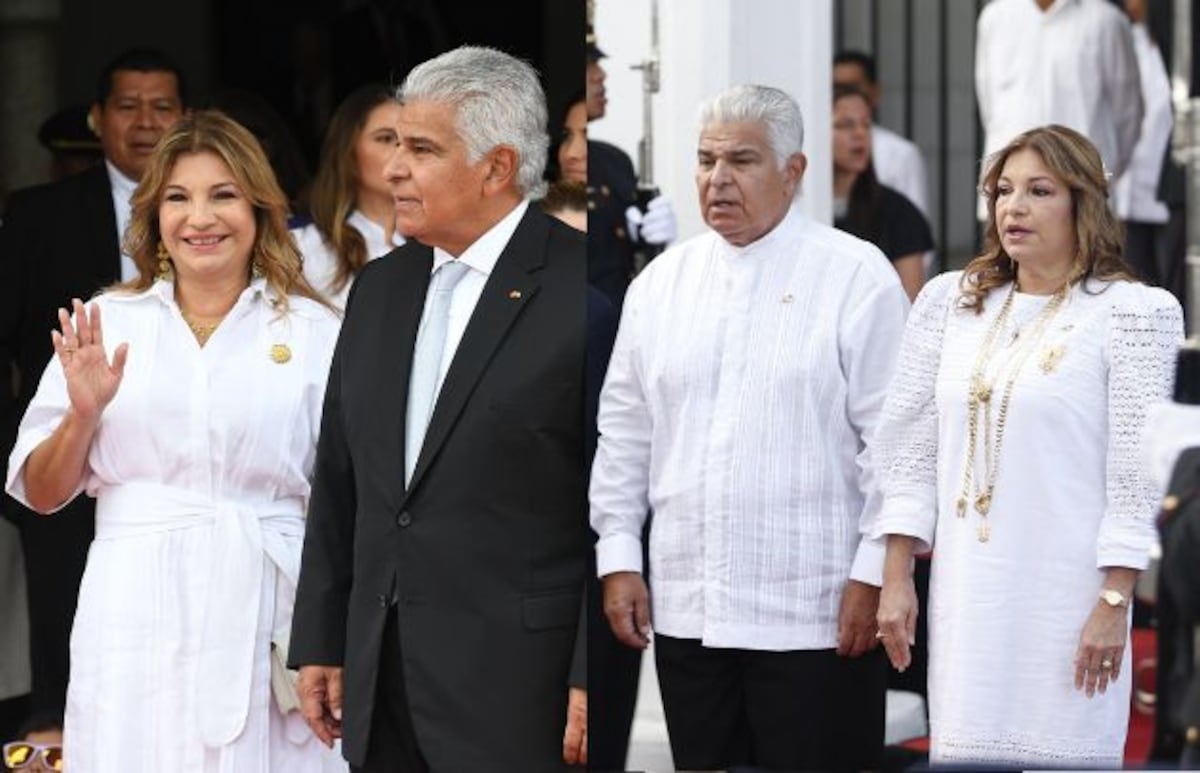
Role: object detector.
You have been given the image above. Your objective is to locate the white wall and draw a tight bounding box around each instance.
[590,0,833,243]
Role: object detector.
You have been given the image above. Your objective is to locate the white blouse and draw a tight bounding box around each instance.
[293,209,404,309]
[591,207,910,651]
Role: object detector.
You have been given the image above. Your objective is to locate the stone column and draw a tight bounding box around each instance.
[0,0,61,205]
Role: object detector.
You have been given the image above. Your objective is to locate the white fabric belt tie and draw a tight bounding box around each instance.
[94,482,304,748]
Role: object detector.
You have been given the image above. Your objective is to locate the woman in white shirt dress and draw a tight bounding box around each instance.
[5,110,346,772]
[292,85,404,310]
[873,124,1183,767]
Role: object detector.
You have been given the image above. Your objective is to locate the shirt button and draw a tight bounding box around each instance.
[376,593,389,609]
[397,511,413,527]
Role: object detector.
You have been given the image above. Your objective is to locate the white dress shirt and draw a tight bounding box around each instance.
[423,199,529,400]
[1112,23,1172,224]
[105,161,139,282]
[873,124,927,216]
[293,209,405,309]
[975,0,1143,217]
[590,206,910,651]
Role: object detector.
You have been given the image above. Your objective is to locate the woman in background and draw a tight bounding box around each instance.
[293,85,404,308]
[832,84,931,301]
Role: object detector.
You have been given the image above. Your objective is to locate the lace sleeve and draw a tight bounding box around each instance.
[870,271,958,552]
[1101,285,1183,568]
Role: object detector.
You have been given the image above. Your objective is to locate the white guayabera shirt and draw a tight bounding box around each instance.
[974,0,1143,218]
[590,207,910,651]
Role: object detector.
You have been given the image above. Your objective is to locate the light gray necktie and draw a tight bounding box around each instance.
[405,259,471,485]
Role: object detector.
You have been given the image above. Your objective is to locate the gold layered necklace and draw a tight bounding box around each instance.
[182,313,223,346]
[957,281,1069,542]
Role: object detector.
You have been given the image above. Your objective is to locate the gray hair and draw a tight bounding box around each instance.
[398,46,549,198]
[697,84,804,169]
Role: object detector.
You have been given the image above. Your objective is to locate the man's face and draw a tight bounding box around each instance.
[385,100,493,256]
[832,62,879,109]
[695,120,804,247]
[90,69,183,181]
[586,59,607,120]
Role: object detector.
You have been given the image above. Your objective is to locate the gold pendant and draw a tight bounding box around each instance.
[1039,344,1065,374]
[971,380,992,403]
[270,344,292,364]
[977,521,991,542]
[956,497,968,518]
[975,491,992,515]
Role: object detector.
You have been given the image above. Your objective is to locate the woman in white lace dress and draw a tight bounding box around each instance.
[5,111,346,772]
[874,124,1182,767]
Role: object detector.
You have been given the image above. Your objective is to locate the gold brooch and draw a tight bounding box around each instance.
[508,290,522,300]
[1039,344,1065,374]
[270,344,292,364]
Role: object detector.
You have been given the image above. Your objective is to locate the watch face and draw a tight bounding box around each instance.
[1101,590,1125,606]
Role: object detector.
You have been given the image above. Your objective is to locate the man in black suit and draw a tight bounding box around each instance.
[0,48,185,718]
[290,46,589,772]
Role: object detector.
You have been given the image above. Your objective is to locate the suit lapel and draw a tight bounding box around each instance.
[403,208,548,501]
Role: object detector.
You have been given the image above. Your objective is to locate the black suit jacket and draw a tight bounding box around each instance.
[0,164,120,714]
[290,206,590,771]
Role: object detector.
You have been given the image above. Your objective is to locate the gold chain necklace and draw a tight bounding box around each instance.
[957,282,1068,542]
[182,314,221,346]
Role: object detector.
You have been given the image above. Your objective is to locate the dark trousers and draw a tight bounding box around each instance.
[353,610,429,773]
[655,635,886,772]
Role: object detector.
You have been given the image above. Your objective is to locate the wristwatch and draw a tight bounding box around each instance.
[1098,589,1130,608]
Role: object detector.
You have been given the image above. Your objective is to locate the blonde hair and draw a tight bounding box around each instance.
[960,124,1133,314]
[119,109,332,313]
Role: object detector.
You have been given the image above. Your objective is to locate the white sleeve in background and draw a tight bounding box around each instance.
[1112,25,1173,223]
[872,126,928,217]
[1102,11,1145,180]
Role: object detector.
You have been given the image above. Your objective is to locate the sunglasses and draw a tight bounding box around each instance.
[2,742,63,771]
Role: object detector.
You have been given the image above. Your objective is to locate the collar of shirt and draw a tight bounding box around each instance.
[431,199,530,279]
[1030,0,1078,19]
[105,160,138,203]
[106,161,140,280]
[346,209,405,258]
[139,275,271,311]
[717,204,806,261]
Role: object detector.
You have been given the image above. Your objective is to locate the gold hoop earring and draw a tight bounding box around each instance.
[156,242,172,281]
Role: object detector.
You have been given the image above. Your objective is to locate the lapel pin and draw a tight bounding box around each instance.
[508,290,522,300]
[270,344,292,364]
